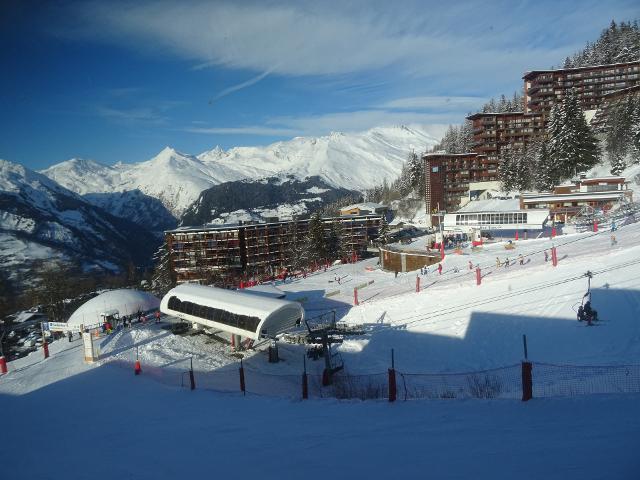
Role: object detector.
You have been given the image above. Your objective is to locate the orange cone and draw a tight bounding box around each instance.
[134,360,142,375]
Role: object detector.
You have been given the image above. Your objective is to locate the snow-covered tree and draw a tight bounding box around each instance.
[533,140,556,190]
[378,215,390,244]
[151,243,176,296]
[305,212,327,262]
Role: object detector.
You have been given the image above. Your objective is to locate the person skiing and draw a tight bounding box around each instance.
[544,250,549,262]
[155,311,161,324]
[437,263,442,275]
[504,257,510,268]
[610,234,617,246]
[518,254,524,265]
[67,330,73,342]
[468,260,473,270]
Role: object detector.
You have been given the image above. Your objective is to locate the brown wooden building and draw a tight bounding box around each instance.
[165,215,382,285]
[423,152,499,224]
[523,61,640,115]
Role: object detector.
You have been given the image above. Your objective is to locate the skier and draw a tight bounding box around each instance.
[394,271,398,278]
[504,257,510,268]
[518,254,524,265]
[468,260,473,270]
[496,257,502,268]
[610,234,617,246]
[544,250,549,262]
[437,263,442,275]
[155,311,161,324]
[583,301,598,324]
[577,305,585,322]
[67,330,73,342]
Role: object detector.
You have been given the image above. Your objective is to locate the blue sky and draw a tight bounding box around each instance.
[1,0,637,170]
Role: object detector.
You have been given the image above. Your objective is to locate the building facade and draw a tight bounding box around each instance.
[467,112,546,160]
[424,152,500,224]
[520,176,632,222]
[523,61,640,115]
[166,215,382,285]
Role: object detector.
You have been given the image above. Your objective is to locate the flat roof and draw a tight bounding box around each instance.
[340,202,387,211]
[166,214,382,234]
[457,199,521,213]
[523,60,640,79]
[522,191,627,203]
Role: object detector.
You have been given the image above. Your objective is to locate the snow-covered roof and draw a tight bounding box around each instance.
[457,199,521,213]
[68,289,160,326]
[339,202,386,211]
[522,191,628,203]
[243,284,286,299]
[160,284,303,340]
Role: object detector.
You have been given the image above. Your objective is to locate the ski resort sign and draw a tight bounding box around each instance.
[44,322,80,333]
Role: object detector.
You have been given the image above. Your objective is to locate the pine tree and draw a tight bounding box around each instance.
[533,140,557,190]
[631,97,640,164]
[498,148,517,192]
[151,243,177,295]
[378,215,390,244]
[305,212,327,262]
[326,221,346,261]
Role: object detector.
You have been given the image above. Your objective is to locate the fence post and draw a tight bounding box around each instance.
[551,246,558,267]
[189,357,196,390]
[354,287,359,306]
[302,355,308,400]
[0,356,7,374]
[476,267,481,286]
[521,334,532,401]
[415,275,420,293]
[43,340,49,359]
[239,358,246,395]
[388,348,397,402]
[134,346,141,375]
[593,221,598,232]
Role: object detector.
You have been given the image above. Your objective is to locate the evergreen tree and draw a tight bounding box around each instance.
[631,98,640,164]
[305,212,327,262]
[326,221,346,261]
[533,140,557,190]
[151,243,176,296]
[498,148,517,192]
[378,215,390,245]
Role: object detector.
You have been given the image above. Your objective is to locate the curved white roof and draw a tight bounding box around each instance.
[68,289,160,326]
[160,284,303,340]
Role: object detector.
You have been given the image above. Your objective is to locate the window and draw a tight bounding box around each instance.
[167,296,261,332]
[432,166,439,173]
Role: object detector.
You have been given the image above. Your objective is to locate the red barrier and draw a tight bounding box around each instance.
[0,356,7,374]
[415,276,420,293]
[354,287,359,306]
[440,243,445,260]
[134,360,142,375]
[515,230,519,240]
[476,267,481,286]
[551,247,558,267]
[388,368,397,402]
[593,221,598,232]
[43,340,49,359]
[551,226,556,238]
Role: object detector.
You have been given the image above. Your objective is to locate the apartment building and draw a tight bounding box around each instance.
[423,152,499,223]
[523,61,640,115]
[591,84,640,131]
[466,111,546,160]
[165,215,382,284]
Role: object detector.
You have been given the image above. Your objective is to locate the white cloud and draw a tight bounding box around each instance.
[184,126,300,136]
[380,96,489,111]
[56,0,630,81]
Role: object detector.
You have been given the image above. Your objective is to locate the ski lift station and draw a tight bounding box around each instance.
[160,284,304,341]
[443,199,549,234]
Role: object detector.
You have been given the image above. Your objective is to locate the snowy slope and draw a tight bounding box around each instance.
[41,125,440,217]
[1,219,640,479]
[0,159,159,278]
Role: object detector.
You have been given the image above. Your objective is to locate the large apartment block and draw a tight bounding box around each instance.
[466,111,545,160]
[424,152,499,217]
[523,61,640,115]
[165,215,382,285]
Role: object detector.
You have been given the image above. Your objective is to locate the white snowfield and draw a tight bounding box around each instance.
[40,125,440,217]
[1,212,639,479]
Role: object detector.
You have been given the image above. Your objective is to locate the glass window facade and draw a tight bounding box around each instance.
[455,212,527,225]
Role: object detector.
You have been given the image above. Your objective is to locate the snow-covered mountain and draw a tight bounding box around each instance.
[41,125,440,218]
[180,175,359,226]
[0,159,159,279]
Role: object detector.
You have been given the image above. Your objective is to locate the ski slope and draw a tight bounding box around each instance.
[1,213,639,480]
